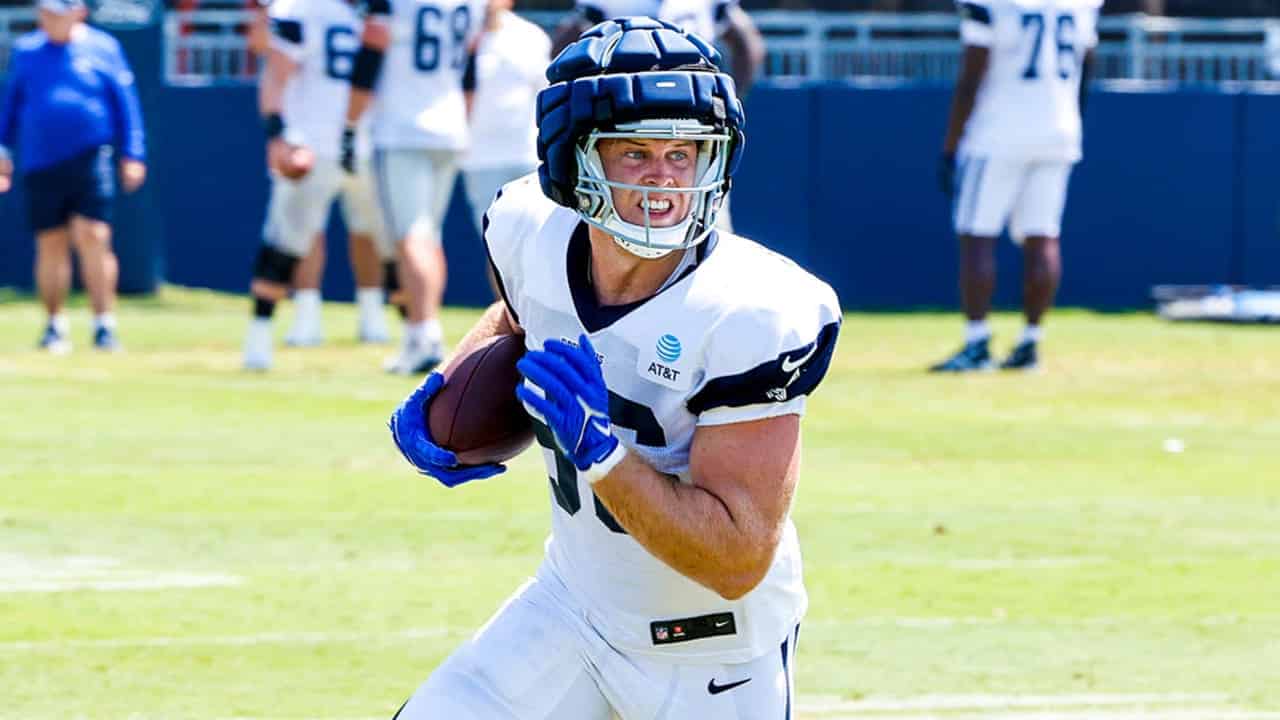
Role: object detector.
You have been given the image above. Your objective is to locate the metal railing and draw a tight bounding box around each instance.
[2,8,1278,87]
[164,8,261,86]
[744,11,1280,85]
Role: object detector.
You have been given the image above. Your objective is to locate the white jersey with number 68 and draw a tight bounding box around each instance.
[361,0,485,150]
[957,0,1102,162]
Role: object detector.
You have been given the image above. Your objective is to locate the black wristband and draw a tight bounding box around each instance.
[263,113,285,140]
[350,46,385,91]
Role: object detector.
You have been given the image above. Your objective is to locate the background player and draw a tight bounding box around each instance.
[460,0,549,240]
[0,0,146,353]
[387,19,840,718]
[284,220,390,347]
[932,0,1100,372]
[343,0,485,375]
[243,0,391,370]
[550,0,764,96]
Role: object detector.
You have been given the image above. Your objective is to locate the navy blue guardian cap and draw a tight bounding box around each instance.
[536,17,746,259]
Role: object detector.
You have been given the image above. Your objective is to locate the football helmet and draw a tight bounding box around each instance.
[536,17,745,258]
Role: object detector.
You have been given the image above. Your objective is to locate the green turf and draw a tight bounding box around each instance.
[1,287,1278,718]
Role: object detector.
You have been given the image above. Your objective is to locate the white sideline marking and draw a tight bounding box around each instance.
[800,693,1230,713]
[0,553,242,594]
[803,707,1280,712]
[0,627,452,652]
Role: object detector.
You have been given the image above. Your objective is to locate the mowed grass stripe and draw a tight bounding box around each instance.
[0,287,1277,718]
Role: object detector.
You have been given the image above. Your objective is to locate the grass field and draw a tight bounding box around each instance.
[2,287,1279,720]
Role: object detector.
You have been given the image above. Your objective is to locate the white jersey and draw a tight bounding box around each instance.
[484,175,842,664]
[958,0,1101,162]
[462,11,549,170]
[268,0,371,158]
[576,0,736,45]
[363,0,485,149]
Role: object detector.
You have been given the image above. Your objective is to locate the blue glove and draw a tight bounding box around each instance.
[388,372,506,488]
[516,334,622,476]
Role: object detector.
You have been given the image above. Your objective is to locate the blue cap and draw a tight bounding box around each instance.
[38,0,86,13]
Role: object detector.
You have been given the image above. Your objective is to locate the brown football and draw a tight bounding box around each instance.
[428,333,534,466]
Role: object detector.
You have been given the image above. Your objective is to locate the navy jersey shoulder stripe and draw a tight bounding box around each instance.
[958,1,992,25]
[271,18,303,44]
[687,318,840,415]
[481,187,520,325]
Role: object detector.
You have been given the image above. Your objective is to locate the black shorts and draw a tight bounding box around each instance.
[24,145,116,233]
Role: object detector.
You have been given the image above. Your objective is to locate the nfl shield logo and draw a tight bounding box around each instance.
[655,626,669,641]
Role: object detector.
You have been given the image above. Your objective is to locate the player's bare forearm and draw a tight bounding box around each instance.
[592,415,801,600]
[247,8,270,57]
[722,8,764,97]
[441,302,519,374]
[346,87,374,127]
[943,45,989,154]
[1078,50,1096,117]
[258,49,297,118]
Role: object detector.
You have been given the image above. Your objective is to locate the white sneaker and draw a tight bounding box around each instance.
[286,293,324,347]
[358,312,390,344]
[284,313,323,347]
[383,337,443,375]
[243,320,274,371]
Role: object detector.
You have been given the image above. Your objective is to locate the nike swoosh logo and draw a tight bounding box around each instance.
[714,620,730,628]
[707,677,751,695]
[780,344,818,373]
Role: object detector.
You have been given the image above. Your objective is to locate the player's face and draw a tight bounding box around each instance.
[38,8,82,42]
[597,138,698,228]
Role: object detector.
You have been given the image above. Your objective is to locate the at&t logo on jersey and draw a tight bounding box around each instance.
[656,334,681,363]
[644,334,685,387]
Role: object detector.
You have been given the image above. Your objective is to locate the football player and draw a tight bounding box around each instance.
[285,224,391,347]
[460,0,550,240]
[551,0,760,233]
[387,19,841,718]
[932,0,1101,372]
[243,0,393,370]
[343,0,486,374]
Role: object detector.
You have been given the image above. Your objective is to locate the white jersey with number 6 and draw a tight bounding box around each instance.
[957,0,1101,162]
[484,175,841,664]
[268,0,370,159]
[362,0,485,150]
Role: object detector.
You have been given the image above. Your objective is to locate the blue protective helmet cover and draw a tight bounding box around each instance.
[535,17,746,212]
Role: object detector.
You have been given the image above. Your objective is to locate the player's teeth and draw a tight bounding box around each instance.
[644,200,672,211]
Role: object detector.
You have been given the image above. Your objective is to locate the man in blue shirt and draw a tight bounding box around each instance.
[0,0,146,352]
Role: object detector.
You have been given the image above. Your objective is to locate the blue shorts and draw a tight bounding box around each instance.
[24,145,116,233]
